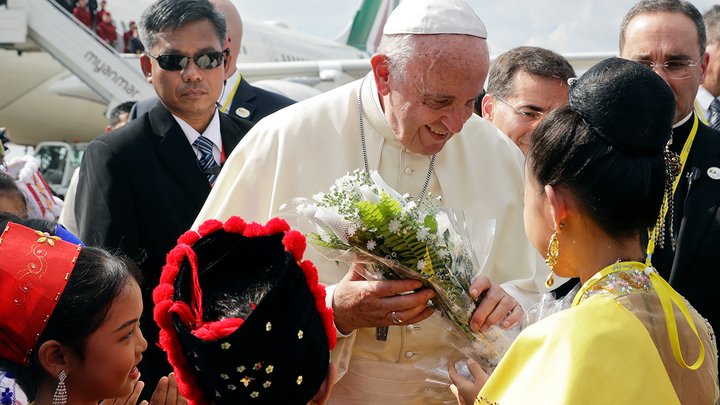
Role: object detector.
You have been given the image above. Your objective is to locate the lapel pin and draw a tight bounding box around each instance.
[235,107,250,118]
[707,167,720,180]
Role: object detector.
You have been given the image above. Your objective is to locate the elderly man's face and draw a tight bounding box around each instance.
[141,19,225,127]
[381,35,487,155]
[482,71,568,154]
[620,11,707,124]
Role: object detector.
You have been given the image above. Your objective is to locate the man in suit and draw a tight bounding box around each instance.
[481,46,575,155]
[697,5,720,127]
[128,0,294,123]
[74,0,253,396]
[620,0,720,333]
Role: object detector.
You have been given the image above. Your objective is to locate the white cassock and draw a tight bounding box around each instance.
[194,72,546,404]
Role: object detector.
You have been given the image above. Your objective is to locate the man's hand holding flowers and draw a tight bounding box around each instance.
[332,265,436,334]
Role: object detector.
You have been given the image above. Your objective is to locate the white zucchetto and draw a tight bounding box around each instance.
[383,0,487,39]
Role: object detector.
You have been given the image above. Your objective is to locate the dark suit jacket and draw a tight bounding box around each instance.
[74,101,253,393]
[128,77,295,123]
[653,113,720,332]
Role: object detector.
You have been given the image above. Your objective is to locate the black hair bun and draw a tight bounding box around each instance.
[568,58,675,155]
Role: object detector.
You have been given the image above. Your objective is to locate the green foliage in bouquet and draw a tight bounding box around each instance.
[304,169,479,341]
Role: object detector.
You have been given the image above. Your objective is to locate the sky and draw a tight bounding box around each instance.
[231,0,719,55]
[112,0,719,55]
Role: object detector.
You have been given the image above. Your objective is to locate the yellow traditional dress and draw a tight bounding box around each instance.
[476,262,719,405]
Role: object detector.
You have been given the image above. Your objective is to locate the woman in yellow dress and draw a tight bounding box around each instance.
[449,58,719,404]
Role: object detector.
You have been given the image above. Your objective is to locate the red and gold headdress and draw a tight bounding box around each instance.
[0,222,82,365]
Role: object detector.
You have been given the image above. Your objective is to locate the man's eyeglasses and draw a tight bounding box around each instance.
[494,95,546,122]
[633,59,699,80]
[147,49,229,71]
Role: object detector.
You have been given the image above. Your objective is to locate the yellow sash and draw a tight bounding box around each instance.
[572,261,704,370]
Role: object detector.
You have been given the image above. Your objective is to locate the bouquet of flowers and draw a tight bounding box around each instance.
[279,169,496,344]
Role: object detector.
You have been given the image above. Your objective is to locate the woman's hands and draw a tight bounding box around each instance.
[99,378,145,405]
[448,359,489,405]
[149,373,186,405]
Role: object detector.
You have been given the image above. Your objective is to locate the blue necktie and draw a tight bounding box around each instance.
[709,98,720,131]
[194,136,218,185]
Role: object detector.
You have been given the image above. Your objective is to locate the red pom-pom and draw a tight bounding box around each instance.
[265,217,290,234]
[166,246,187,264]
[243,221,265,237]
[197,219,223,237]
[153,300,174,330]
[300,260,319,287]
[177,230,200,246]
[282,230,306,261]
[223,216,247,234]
[153,283,174,303]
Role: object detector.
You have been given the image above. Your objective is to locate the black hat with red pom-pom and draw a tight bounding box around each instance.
[153,216,336,405]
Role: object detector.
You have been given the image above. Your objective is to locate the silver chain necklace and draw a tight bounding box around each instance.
[357,76,436,202]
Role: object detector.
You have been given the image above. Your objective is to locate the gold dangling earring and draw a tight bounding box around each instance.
[545,229,560,288]
[53,369,67,405]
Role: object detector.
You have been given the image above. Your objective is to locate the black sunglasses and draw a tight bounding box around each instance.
[147,49,229,71]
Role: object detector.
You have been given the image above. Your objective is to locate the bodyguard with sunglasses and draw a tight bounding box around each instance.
[128,0,295,124]
[620,0,720,339]
[73,0,253,398]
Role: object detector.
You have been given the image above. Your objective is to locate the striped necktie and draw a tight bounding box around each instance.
[709,97,720,131]
[193,135,218,185]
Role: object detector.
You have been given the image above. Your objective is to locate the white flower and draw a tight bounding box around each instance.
[438,357,448,367]
[278,203,287,211]
[389,219,401,233]
[367,240,376,250]
[312,192,325,202]
[347,222,357,236]
[417,226,429,242]
[438,249,449,258]
[417,259,426,271]
[296,203,306,215]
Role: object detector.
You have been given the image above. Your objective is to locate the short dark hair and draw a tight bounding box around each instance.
[138,0,227,52]
[108,101,136,128]
[704,5,720,46]
[620,0,706,57]
[526,58,675,240]
[487,46,575,99]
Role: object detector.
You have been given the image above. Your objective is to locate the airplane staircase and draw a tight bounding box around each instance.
[0,0,154,108]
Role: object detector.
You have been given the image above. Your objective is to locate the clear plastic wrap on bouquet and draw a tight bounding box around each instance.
[279,195,496,344]
[277,170,521,363]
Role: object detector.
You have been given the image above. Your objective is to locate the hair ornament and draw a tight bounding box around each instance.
[154,216,335,405]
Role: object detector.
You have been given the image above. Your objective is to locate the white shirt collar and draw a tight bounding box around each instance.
[696,86,714,113]
[173,109,223,163]
[218,69,240,113]
[673,111,693,129]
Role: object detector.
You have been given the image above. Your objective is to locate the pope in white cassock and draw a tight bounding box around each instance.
[193,0,547,402]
